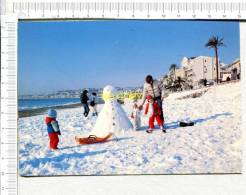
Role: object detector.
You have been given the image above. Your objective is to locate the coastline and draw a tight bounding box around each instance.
[18,98,119,118]
[18,103,82,118]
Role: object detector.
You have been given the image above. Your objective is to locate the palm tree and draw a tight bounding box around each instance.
[169,64,177,80]
[175,76,185,85]
[205,36,225,83]
[174,76,186,91]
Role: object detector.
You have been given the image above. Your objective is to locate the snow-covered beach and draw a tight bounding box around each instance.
[19,82,242,176]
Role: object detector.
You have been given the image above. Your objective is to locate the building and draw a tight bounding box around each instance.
[162,56,220,88]
[220,59,241,81]
[166,65,186,80]
[181,56,218,87]
[162,56,240,91]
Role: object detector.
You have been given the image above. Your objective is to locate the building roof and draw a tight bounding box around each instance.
[221,58,240,70]
[181,56,215,68]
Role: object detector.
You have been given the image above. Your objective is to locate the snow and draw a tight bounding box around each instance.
[19,82,242,176]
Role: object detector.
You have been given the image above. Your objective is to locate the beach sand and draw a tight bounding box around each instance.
[18,103,82,118]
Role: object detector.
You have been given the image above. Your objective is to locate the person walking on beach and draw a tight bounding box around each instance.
[80,90,90,117]
[90,92,98,116]
[45,109,61,150]
[139,75,166,133]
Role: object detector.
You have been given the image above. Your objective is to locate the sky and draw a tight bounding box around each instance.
[18,20,240,95]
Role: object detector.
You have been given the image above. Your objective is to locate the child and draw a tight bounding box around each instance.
[145,95,165,133]
[80,90,90,117]
[131,103,141,130]
[45,109,61,150]
[90,92,98,116]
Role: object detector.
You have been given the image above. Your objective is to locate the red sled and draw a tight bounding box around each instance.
[75,133,113,145]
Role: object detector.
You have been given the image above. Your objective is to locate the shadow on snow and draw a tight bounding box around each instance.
[137,112,232,131]
[20,136,134,174]
[165,112,232,131]
[20,149,107,171]
[111,136,133,142]
[60,136,133,150]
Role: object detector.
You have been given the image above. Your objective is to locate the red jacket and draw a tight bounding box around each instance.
[45,117,60,134]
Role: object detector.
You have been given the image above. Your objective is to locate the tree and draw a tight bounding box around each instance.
[169,64,177,80]
[163,74,168,79]
[165,76,187,92]
[205,36,225,83]
[174,76,186,91]
[175,76,185,85]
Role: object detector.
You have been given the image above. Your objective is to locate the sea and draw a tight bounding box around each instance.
[18,98,81,111]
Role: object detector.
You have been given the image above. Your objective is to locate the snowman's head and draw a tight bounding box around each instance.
[102,85,117,101]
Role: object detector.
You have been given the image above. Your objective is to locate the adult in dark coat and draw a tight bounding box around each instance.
[80,90,90,117]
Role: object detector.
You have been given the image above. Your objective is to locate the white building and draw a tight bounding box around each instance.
[162,56,240,90]
[220,59,241,81]
[180,56,218,87]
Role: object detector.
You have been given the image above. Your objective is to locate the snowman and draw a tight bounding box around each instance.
[91,85,133,137]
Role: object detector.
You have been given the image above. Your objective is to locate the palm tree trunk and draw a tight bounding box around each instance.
[174,68,176,81]
[215,46,219,83]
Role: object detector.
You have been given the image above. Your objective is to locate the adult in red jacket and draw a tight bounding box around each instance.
[145,95,164,133]
[139,75,166,133]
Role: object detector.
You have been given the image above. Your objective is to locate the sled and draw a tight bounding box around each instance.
[75,133,113,145]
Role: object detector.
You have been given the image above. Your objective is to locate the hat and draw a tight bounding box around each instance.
[47,109,57,118]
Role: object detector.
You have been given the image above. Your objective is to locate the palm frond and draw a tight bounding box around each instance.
[205,36,225,48]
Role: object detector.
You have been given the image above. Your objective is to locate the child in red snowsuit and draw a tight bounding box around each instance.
[145,95,164,133]
[45,109,61,150]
